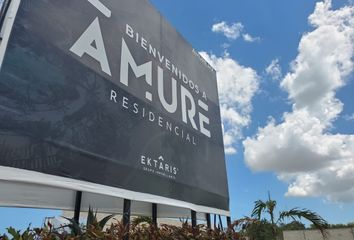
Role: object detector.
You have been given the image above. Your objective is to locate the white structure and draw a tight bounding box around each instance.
[283,228,354,240]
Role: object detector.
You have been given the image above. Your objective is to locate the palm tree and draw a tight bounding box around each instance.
[250,192,328,239]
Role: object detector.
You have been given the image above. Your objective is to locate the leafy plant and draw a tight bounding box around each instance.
[0,199,329,240]
[0,218,245,240]
[0,226,38,240]
[249,192,328,239]
[60,206,115,237]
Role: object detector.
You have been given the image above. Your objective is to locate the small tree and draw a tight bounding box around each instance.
[250,192,328,239]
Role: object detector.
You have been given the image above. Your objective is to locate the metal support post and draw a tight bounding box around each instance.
[206,213,211,229]
[152,203,157,227]
[214,214,217,229]
[227,216,231,228]
[218,215,223,230]
[123,199,131,240]
[73,191,82,224]
[191,210,197,227]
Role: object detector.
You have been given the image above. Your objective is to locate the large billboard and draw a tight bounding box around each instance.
[0,0,229,215]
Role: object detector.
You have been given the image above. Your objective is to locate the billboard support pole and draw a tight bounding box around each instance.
[218,215,223,230]
[213,214,217,229]
[152,203,157,227]
[206,213,211,229]
[191,210,197,228]
[73,191,82,224]
[123,199,131,240]
[226,216,231,228]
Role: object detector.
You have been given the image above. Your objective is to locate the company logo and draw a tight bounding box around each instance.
[140,154,179,179]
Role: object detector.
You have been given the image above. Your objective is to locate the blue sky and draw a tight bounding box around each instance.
[1,0,354,232]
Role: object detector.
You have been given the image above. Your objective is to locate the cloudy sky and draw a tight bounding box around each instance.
[149,0,354,224]
[0,0,353,230]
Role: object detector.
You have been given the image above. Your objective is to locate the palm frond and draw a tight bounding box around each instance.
[251,200,267,220]
[278,208,329,237]
[62,217,83,235]
[266,200,276,216]
[98,214,115,230]
[86,206,98,227]
[265,192,277,224]
[131,216,153,228]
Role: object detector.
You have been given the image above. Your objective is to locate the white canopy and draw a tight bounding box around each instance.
[0,166,229,219]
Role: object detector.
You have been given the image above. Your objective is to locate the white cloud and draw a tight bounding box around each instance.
[221,43,231,49]
[243,0,354,202]
[242,33,261,43]
[212,21,260,42]
[265,58,282,81]
[344,113,354,121]
[212,21,244,40]
[200,51,259,154]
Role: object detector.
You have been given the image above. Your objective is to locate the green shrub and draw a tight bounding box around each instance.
[0,220,244,240]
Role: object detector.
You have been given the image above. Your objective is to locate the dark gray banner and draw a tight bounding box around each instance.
[0,0,229,211]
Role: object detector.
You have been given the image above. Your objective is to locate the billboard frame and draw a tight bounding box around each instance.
[0,0,230,220]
